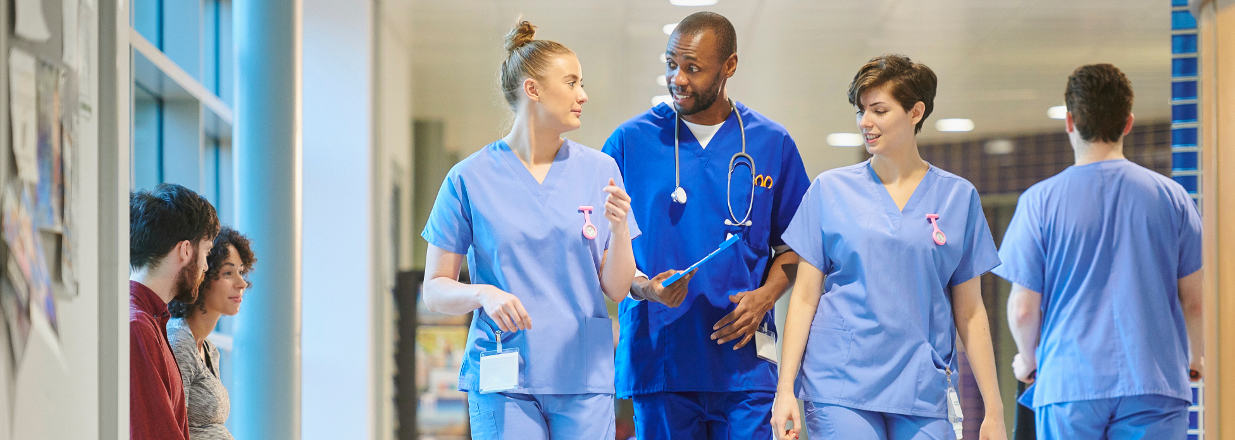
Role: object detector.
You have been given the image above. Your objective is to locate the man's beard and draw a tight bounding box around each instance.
[673,72,724,116]
[171,253,203,305]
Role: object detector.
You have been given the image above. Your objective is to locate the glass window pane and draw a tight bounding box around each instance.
[133,86,163,190]
[133,0,162,47]
[204,0,220,96]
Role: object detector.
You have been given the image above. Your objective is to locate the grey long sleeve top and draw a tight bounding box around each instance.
[167,318,234,440]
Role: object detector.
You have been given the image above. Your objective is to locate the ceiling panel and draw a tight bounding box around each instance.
[407,0,1171,177]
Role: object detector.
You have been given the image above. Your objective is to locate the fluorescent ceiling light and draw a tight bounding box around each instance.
[656,75,667,87]
[670,0,718,5]
[935,118,975,132]
[1047,105,1067,120]
[652,95,673,107]
[826,133,864,147]
[984,139,1014,155]
[663,23,679,35]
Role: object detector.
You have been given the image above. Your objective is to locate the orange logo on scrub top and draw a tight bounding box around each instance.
[755,174,774,189]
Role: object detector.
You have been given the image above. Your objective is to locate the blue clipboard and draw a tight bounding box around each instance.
[1017,383,1035,409]
[660,234,742,288]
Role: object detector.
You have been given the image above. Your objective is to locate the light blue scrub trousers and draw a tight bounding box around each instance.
[466,391,615,440]
[804,402,954,440]
[1035,394,1189,440]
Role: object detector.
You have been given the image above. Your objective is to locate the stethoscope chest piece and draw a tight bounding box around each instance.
[671,187,688,204]
[669,99,753,227]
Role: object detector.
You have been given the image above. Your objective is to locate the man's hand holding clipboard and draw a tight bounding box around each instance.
[633,234,742,308]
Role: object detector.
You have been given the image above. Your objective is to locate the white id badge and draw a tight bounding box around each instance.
[479,331,520,393]
[755,322,777,364]
[946,369,964,439]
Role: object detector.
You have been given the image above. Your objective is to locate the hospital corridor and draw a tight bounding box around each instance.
[0,0,1234,439]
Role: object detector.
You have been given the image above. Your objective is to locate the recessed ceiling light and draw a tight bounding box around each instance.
[652,95,673,107]
[1047,105,1067,120]
[935,118,975,132]
[984,139,1014,155]
[663,23,679,35]
[670,0,718,5]
[656,75,667,87]
[659,53,668,64]
[826,133,864,147]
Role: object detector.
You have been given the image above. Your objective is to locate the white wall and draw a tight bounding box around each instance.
[373,0,416,437]
[303,1,413,437]
[302,0,374,437]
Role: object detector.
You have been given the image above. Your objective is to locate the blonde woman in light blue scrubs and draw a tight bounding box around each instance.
[771,55,1006,440]
[420,21,638,440]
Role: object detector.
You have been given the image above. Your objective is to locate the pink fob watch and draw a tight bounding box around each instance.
[926,214,946,246]
[579,206,598,239]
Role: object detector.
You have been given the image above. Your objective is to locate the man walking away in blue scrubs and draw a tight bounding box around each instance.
[603,11,811,440]
[994,63,1204,440]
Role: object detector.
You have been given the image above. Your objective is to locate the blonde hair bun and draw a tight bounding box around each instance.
[505,20,537,54]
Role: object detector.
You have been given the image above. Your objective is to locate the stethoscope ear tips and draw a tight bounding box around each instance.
[672,187,688,204]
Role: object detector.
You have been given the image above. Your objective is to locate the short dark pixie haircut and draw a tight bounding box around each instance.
[847,54,938,134]
[673,11,737,62]
[1065,64,1134,143]
[130,183,220,271]
[169,227,256,318]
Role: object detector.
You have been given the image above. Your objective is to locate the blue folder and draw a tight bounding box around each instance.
[660,234,741,287]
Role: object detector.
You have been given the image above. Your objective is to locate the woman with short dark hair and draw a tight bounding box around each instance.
[167,227,255,440]
[771,55,1007,440]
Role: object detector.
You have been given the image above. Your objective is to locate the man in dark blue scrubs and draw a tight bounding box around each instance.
[602,11,810,440]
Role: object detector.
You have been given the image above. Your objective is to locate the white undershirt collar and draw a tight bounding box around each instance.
[682,119,725,149]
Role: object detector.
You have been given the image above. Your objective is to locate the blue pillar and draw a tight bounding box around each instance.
[1170,1,1204,438]
[232,1,303,438]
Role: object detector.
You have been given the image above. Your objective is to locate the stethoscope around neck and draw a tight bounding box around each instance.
[671,99,754,227]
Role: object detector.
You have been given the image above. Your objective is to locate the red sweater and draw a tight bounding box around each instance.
[130,281,189,440]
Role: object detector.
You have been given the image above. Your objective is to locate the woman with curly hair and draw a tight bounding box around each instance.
[166,226,255,440]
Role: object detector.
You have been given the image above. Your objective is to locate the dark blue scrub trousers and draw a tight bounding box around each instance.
[632,391,774,440]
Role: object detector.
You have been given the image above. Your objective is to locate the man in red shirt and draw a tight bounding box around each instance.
[129,183,219,439]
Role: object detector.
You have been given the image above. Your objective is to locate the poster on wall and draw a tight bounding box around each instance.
[0,262,31,366]
[35,60,63,230]
[415,324,470,439]
[9,49,39,184]
[1,186,56,335]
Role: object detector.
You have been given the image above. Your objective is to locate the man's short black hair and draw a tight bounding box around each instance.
[673,11,737,62]
[1065,63,1134,143]
[130,183,220,271]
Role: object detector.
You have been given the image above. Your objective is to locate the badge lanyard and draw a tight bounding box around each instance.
[946,367,964,439]
[479,327,520,393]
[755,318,777,364]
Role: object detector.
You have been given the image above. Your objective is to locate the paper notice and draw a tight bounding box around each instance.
[62,0,79,64]
[9,49,40,184]
[14,0,52,42]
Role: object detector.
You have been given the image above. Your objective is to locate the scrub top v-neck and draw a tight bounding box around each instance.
[422,139,641,395]
[602,102,812,397]
[781,160,1000,418]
